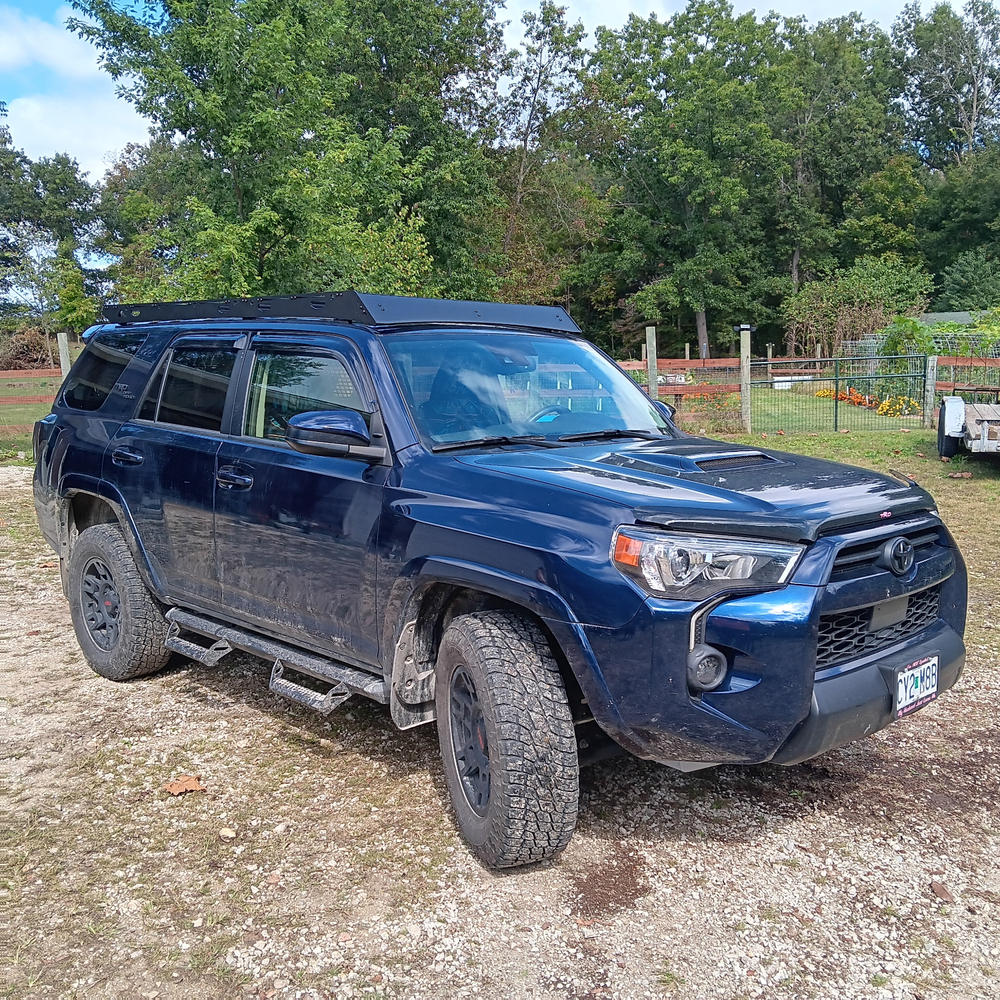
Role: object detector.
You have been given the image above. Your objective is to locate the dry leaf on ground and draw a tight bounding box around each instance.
[931,881,956,903]
[162,774,206,796]
[948,471,974,479]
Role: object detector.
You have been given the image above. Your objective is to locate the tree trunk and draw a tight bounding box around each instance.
[695,310,710,360]
[791,246,801,295]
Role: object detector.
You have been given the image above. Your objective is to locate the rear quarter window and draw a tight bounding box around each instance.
[61,331,149,411]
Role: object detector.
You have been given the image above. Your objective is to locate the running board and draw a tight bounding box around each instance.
[164,608,389,707]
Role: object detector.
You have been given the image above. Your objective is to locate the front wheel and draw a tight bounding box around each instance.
[435,610,579,868]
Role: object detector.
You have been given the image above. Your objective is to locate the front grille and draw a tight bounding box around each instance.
[694,453,774,472]
[830,519,941,578]
[816,585,941,669]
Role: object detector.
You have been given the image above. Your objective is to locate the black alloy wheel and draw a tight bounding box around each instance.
[81,557,122,651]
[449,664,491,815]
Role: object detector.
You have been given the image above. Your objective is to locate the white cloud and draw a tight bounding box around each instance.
[7,86,150,180]
[0,4,104,79]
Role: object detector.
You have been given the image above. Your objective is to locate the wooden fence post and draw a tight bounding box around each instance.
[56,330,72,378]
[740,325,752,433]
[923,355,938,428]
[645,326,657,398]
[684,342,690,361]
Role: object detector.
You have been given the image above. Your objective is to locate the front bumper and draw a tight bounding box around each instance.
[770,622,964,764]
[577,523,967,768]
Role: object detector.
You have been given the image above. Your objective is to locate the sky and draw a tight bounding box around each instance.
[2,0,912,182]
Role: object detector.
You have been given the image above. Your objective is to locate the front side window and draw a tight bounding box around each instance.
[383,331,674,447]
[243,351,367,441]
[156,347,238,431]
[62,331,148,411]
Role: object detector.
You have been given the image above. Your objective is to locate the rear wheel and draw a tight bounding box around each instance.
[67,524,171,681]
[937,416,960,458]
[435,610,579,868]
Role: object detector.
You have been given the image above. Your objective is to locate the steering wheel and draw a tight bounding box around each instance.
[529,404,571,423]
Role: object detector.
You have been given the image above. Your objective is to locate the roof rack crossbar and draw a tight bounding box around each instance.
[101,291,581,334]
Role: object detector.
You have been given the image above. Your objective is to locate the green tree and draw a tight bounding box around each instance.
[581,1,793,357]
[783,253,932,354]
[936,246,1000,307]
[839,155,928,263]
[772,16,902,292]
[491,1,607,303]
[72,0,505,300]
[894,0,1000,168]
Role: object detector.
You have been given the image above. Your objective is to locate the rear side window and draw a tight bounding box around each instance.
[155,347,238,431]
[62,331,149,411]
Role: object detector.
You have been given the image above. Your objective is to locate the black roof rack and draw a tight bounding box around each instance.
[101,291,582,334]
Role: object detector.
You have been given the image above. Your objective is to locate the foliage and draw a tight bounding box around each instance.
[3,0,1000,359]
[814,385,921,416]
[882,310,1000,355]
[936,247,1000,308]
[783,255,932,354]
[893,0,1000,168]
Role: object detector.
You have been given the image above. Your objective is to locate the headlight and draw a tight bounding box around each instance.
[612,528,804,600]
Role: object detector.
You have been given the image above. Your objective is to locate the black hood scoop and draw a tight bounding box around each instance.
[693,453,777,472]
[600,449,780,477]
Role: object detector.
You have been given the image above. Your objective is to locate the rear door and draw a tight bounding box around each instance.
[213,335,387,666]
[105,334,242,607]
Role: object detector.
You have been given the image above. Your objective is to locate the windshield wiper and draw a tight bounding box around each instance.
[557,428,664,443]
[431,434,562,453]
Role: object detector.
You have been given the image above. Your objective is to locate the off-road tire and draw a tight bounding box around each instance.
[67,523,172,681]
[435,610,579,868]
[937,416,960,458]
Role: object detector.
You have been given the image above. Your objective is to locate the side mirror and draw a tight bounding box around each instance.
[286,410,385,462]
[653,400,677,423]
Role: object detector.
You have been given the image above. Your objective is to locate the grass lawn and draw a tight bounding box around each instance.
[0,402,51,458]
[0,372,60,458]
[749,386,923,433]
[721,427,1000,491]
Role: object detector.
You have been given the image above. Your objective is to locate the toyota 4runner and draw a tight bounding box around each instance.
[33,292,967,867]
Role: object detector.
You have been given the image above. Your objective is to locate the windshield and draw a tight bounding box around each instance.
[382,330,676,448]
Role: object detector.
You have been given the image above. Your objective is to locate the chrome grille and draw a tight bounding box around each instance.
[816,585,941,670]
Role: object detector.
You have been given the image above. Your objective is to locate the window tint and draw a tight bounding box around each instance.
[62,331,148,411]
[244,352,366,441]
[157,347,238,431]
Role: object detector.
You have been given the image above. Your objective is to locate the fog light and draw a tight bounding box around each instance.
[687,644,728,692]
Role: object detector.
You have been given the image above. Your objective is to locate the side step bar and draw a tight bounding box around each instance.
[164,608,389,711]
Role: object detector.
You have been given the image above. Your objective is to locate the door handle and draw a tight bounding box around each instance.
[216,467,254,490]
[111,446,144,466]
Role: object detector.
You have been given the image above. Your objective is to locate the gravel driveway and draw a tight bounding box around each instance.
[1,454,998,1000]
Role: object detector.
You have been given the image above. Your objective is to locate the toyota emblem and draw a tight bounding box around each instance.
[882,537,915,576]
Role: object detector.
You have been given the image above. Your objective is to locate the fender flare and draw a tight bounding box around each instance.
[58,475,166,598]
[384,556,629,742]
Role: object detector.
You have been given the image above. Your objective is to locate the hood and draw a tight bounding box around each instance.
[457,437,934,542]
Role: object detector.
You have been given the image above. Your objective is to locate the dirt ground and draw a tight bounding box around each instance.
[1,435,999,1000]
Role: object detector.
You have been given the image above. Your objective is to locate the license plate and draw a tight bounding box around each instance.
[896,655,939,718]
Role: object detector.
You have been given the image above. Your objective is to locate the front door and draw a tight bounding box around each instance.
[105,335,242,607]
[213,338,386,667]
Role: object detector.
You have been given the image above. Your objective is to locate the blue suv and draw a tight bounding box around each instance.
[33,292,967,867]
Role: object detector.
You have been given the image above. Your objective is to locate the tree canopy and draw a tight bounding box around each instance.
[5,0,1000,356]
